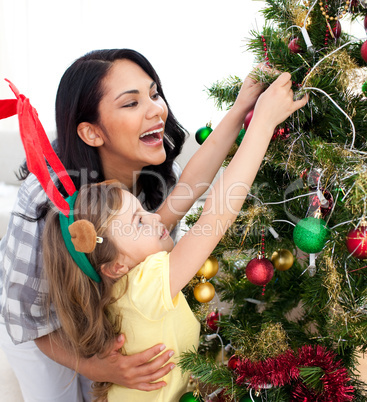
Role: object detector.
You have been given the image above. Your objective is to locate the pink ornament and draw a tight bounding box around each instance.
[288,37,302,53]
[245,257,274,286]
[332,21,342,38]
[244,109,254,129]
[361,41,367,63]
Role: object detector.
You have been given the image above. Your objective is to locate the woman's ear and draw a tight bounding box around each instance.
[77,122,104,147]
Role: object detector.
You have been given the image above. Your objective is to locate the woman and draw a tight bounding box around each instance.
[0,49,187,402]
[0,48,268,401]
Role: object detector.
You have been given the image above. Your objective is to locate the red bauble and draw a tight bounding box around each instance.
[272,125,290,141]
[346,224,367,259]
[216,390,231,402]
[227,355,241,371]
[305,168,321,189]
[361,41,367,63]
[245,257,274,286]
[309,189,334,218]
[206,311,221,331]
[288,37,302,53]
[350,0,358,6]
[333,21,342,38]
[364,15,367,33]
[244,109,254,129]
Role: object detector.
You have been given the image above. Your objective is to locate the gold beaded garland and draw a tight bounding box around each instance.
[318,0,350,21]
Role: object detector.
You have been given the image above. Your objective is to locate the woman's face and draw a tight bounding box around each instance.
[95,59,168,176]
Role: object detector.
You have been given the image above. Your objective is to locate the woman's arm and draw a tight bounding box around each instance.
[169,73,308,297]
[35,332,175,391]
[158,69,266,230]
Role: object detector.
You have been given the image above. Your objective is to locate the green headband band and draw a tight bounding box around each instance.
[59,192,102,283]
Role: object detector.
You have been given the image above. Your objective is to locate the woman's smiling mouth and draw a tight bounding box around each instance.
[139,125,164,145]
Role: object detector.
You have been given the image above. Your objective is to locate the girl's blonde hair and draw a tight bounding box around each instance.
[43,180,125,400]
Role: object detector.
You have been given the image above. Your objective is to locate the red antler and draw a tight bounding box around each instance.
[0,80,76,216]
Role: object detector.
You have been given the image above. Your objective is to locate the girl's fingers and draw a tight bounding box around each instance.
[274,72,292,86]
[293,93,309,111]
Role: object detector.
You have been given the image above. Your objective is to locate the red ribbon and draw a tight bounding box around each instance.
[0,79,76,216]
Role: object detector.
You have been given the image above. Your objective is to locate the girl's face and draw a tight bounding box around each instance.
[95,59,168,176]
[109,190,174,273]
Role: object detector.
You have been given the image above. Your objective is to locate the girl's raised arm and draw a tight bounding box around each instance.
[168,73,308,298]
[157,69,266,231]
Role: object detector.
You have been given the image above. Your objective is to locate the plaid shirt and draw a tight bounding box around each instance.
[0,164,181,344]
[0,174,55,344]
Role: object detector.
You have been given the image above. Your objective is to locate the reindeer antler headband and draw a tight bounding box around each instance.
[0,80,101,283]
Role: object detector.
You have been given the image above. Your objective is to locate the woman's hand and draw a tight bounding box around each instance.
[83,334,175,391]
[36,332,175,391]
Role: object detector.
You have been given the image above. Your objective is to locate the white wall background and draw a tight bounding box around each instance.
[0,0,266,134]
[0,0,365,133]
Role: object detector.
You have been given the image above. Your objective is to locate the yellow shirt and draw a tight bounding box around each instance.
[108,251,200,402]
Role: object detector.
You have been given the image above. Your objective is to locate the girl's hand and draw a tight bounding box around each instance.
[252,72,308,131]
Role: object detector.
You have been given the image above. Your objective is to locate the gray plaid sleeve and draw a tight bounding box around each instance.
[0,174,60,344]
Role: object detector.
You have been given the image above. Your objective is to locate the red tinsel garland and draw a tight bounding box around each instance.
[235,345,354,401]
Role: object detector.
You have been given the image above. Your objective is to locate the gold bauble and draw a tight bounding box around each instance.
[194,282,215,303]
[196,256,219,279]
[271,249,294,271]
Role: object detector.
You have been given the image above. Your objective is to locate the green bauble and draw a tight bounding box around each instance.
[179,391,203,402]
[293,216,329,253]
[235,128,246,146]
[239,393,261,401]
[362,81,367,96]
[195,125,213,145]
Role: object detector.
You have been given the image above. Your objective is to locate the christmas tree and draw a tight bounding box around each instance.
[179,1,367,401]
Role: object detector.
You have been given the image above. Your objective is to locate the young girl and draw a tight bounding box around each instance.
[42,71,308,401]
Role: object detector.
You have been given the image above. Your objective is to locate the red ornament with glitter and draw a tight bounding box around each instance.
[346,221,367,259]
[245,255,274,286]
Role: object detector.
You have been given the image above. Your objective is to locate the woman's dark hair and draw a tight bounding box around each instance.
[19,49,187,212]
